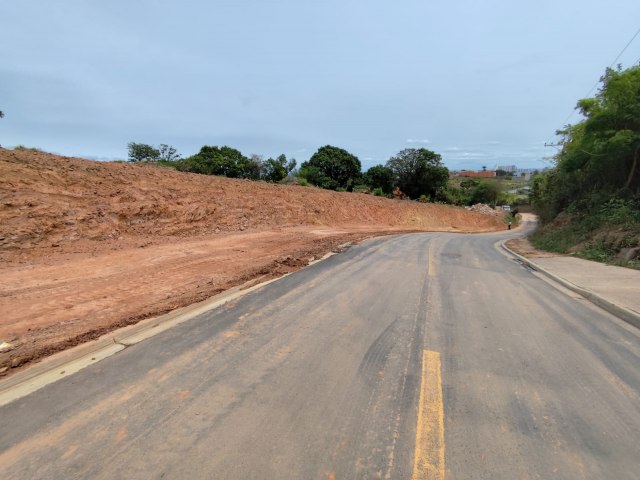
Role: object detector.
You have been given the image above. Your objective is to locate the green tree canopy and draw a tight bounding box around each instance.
[179,146,260,179]
[128,142,160,162]
[386,148,449,200]
[469,180,501,206]
[300,145,362,190]
[261,153,296,183]
[531,65,640,223]
[363,165,394,195]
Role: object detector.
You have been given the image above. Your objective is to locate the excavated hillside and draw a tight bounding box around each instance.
[0,148,503,374]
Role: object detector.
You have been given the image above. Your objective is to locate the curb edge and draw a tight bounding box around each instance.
[501,241,640,330]
[0,250,344,406]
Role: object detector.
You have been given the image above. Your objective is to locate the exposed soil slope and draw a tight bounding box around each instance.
[0,148,503,374]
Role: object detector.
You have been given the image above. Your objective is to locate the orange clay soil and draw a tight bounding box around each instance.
[0,148,503,374]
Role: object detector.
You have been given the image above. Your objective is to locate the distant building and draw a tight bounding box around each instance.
[496,165,516,173]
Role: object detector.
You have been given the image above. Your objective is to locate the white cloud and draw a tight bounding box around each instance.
[487,140,501,145]
[406,138,430,144]
[459,152,488,158]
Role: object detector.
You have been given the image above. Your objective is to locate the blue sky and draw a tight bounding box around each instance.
[1,1,639,171]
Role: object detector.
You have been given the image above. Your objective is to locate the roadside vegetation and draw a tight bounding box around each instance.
[530,65,640,267]
[445,176,519,207]
[124,141,520,209]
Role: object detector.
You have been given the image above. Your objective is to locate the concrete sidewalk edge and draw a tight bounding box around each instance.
[501,241,640,330]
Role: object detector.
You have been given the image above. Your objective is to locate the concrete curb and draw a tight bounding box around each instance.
[501,241,640,330]
[0,246,346,407]
[0,279,265,407]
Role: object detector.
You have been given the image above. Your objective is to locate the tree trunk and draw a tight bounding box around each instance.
[624,145,640,190]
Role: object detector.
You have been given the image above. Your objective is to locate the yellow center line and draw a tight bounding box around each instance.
[412,350,445,480]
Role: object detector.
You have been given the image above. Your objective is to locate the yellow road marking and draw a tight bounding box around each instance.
[412,350,445,480]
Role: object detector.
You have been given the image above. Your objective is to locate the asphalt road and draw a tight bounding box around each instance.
[2,225,640,479]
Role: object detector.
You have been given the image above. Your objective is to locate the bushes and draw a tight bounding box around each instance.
[598,197,640,227]
[13,145,43,153]
[530,196,640,264]
[363,165,394,195]
[178,146,260,179]
[469,180,500,206]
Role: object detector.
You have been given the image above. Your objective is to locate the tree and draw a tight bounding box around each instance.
[179,145,260,179]
[158,144,181,162]
[386,148,449,200]
[261,153,296,183]
[128,142,160,162]
[298,165,332,188]
[363,165,394,194]
[532,64,640,223]
[469,180,501,206]
[300,145,362,190]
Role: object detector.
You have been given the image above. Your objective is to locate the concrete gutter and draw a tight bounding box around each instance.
[501,241,640,330]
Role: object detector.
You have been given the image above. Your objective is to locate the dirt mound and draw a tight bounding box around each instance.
[1,149,500,254]
[467,203,502,215]
[0,148,503,375]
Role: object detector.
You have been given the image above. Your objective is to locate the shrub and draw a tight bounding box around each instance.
[13,145,43,152]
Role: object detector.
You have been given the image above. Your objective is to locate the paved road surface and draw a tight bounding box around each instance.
[2,227,639,479]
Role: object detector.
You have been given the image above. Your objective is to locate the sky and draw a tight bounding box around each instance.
[1,1,639,171]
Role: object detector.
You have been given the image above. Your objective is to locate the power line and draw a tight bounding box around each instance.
[581,26,640,101]
[609,26,640,68]
[546,25,640,146]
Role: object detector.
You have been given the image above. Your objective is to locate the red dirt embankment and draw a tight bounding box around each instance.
[0,148,503,373]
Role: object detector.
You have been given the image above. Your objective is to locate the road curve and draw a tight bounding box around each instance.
[1,224,639,479]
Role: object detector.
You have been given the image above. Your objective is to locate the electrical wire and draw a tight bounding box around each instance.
[579,26,640,101]
[546,25,640,146]
[609,27,640,68]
